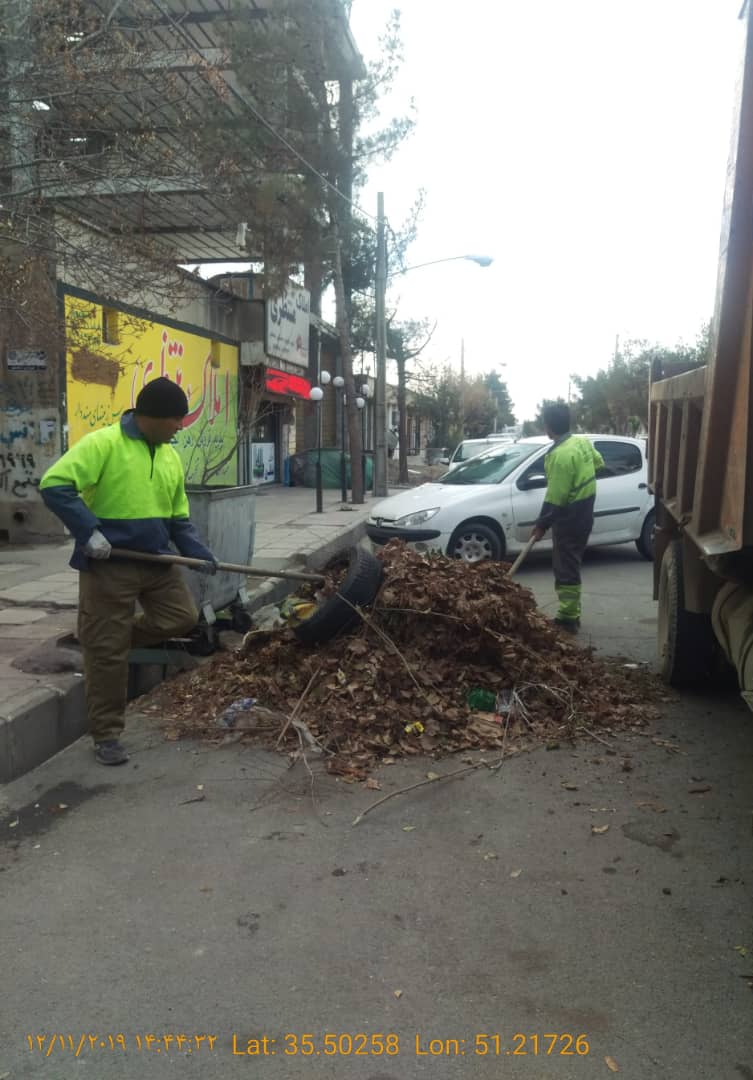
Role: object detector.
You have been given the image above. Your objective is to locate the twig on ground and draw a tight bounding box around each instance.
[276,665,322,748]
[577,725,614,748]
[352,757,504,826]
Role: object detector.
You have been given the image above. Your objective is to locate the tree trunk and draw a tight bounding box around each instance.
[397,354,409,485]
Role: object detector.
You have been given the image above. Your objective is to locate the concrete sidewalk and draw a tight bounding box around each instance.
[0,485,391,783]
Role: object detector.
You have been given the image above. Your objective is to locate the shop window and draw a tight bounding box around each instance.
[101,307,120,345]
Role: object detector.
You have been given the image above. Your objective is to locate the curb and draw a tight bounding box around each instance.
[0,521,368,785]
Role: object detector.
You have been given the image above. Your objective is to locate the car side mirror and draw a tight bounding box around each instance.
[518,474,547,491]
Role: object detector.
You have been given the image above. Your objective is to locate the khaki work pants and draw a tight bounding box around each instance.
[78,560,198,743]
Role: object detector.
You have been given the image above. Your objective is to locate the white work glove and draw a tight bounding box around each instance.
[83,528,112,560]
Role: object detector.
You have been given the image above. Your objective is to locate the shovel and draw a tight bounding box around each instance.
[507,534,537,577]
[109,547,327,585]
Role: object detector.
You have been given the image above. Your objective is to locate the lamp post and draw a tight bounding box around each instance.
[331,374,347,502]
[373,190,494,498]
[309,385,324,514]
[356,388,368,492]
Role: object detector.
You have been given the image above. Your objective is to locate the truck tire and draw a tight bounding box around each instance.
[293,547,383,645]
[657,540,717,686]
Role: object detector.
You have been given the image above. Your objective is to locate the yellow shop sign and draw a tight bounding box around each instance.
[64,294,239,485]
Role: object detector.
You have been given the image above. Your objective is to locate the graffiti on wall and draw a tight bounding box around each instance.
[0,380,60,501]
[64,294,239,485]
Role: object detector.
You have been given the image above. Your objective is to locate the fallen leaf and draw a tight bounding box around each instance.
[393,989,403,998]
[734,945,749,958]
[562,782,579,791]
[605,1055,620,1072]
[637,800,667,814]
[426,771,440,781]
[592,824,610,835]
[8,819,19,828]
[196,784,204,792]
[365,778,381,790]
[510,869,523,878]
[482,851,498,861]
[688,784,711,794]
[402,825,416,832]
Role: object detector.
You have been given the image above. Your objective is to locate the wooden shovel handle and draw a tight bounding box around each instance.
[109,547,326,584]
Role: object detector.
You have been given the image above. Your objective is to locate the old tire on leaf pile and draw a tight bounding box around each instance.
[293,547,384,645]
[657,539,717,686]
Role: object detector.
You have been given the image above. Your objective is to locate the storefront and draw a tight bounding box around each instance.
[239,365,311,486]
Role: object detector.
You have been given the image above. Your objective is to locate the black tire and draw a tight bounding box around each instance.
[657,540,717,686]
[447,522,504,563]
[636,507,656,561]
[294,547,384,645]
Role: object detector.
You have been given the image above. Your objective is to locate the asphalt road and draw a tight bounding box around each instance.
[1,543,752,1080]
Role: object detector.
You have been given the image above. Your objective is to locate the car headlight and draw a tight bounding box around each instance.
[394,507,440,528]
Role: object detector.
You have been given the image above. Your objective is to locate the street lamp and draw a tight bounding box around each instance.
[388,254,494,278]
[330,374,347,502]
[309,385,324,514]
[355,393,367,492]
[373,189,493,498]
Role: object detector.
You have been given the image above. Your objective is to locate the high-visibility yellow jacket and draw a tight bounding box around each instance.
[40,412,213,569]
[535,434,604,530]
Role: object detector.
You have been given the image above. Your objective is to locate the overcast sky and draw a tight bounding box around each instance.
[348,0,743,420]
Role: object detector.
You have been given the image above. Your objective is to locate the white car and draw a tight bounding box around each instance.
[367,434,655,563]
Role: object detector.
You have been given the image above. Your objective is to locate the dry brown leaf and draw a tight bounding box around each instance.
[393,989,403,999]
[365,778,381,790]
[510,869,523,878]
[591,824,610,835]
[604,1055,620,1072]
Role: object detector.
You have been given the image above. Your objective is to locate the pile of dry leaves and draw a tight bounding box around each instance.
[141,540,659,777]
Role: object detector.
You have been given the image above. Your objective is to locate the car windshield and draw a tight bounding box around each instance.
[455,440,488,461]
[441,443,540,484]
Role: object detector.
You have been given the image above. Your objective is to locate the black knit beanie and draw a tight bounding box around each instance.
[135,377,188,418]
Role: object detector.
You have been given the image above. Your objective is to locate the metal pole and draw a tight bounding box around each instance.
[374,193,388,497]
[316,402,323,514]
[340,390,347,503]
[459,337,465,439]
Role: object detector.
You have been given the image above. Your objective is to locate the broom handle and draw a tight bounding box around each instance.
[508,534,537,577]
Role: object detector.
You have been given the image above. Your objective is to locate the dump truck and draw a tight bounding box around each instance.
[649,4,753,707]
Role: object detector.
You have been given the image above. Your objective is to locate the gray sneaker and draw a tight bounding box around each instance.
[94,740,129,765]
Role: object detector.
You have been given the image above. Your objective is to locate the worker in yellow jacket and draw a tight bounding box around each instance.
[40,378,217,765]
[531,404,604,633]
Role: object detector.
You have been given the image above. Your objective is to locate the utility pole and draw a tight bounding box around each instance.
[459,337,465,439]
[374,192,388,497]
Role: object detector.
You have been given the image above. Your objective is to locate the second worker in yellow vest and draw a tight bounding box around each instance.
[531,403,604,633]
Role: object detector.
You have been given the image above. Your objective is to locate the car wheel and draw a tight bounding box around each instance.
[448,522,503,563]
[636,507,656,561]
[293,547,384,645]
